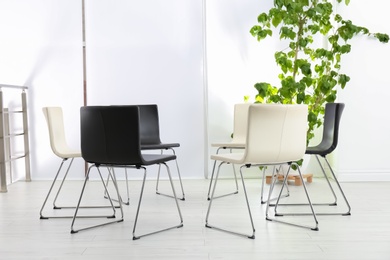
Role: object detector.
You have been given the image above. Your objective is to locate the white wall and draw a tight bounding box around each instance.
[0,0,389,182]
[84,0,205,179]
[336,0,390,181]
[0,0,205,181]
[205,0,281,178]
[0,0,85,181]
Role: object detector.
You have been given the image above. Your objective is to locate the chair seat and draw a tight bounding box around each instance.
[210,153,244,164]
[141,143,180,150]
[306,144,336,156]
[57,150,82,158]
[142,154,176,165]
[211,152,293,166]
[211,142,245,148]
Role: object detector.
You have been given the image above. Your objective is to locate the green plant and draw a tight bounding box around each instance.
[248,0,389,143]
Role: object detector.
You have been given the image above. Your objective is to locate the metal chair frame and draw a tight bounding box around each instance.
[206,104,317,239]
[72,105,183,239]
[105,104,185,202]
[269,103,351,216]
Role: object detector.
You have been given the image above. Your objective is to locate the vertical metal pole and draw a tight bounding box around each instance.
[202,0,210,179]
[82,0,87,107]
[0,90,8,192]
[82,0,88,175]
[4,108,11,183]
[22,91,31,181]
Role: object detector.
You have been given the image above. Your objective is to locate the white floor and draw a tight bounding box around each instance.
[1,177,389,260]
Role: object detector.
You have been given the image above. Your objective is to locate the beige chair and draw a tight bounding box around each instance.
[40,107,82,219]
[207,103,250,200]
[41,107,122,222]
[207,103,289,203]
[206,104,317,239]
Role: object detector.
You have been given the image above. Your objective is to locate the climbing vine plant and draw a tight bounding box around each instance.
[248,0,389,143]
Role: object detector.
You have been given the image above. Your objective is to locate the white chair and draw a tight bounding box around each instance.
[40,107,82,219]
[41,107,122,222]
[207,103,289,203]
[207,103,250,200]
[206,104,318,239]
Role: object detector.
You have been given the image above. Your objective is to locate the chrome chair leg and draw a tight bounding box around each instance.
[41,159,122,219]
[316,155,338,206]
[207,147,239,200]
[133,163,184,240]
[156,148,185,200]
[260,165,290,205]
[266,163,319,231]
[321,155,351,215]
[52,158,74,209]
[205,162,255,239]
[269,156,351,215]
[104,167,130,205]
[40,158,72,219]
[70,165,124,234]
[270,156,336,207]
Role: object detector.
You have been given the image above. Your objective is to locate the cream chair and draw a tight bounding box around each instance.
[207,103,289,203]
[207,103,250,200]
[206,104,317,238]
[40,107,82,219]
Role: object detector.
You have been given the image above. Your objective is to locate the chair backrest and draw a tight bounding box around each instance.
[316,102,345,155]
[80,106,144,165]
[138,104,162,145]
[42,107,80,158]
[231,103,251,144]
[244,104,308,164]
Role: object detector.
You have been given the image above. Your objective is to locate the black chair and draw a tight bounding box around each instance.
[71,106,184,239]
[105,104,185,202]
[272,102,351,216]
[305,102,351,215]
[139,104,185,200]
